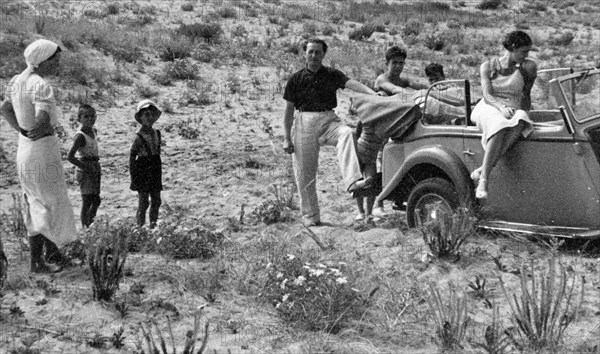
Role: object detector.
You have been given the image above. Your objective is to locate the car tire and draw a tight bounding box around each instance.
[406,177,460,228]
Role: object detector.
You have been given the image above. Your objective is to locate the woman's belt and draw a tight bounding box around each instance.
[19,128,54,139]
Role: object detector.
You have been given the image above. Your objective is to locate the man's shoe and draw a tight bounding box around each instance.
[303,219,322,227]
[355,213,365,221]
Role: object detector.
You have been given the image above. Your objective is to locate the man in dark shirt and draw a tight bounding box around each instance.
[282,38,377,227]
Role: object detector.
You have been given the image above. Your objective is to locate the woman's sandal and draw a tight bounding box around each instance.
[471,167,482,183]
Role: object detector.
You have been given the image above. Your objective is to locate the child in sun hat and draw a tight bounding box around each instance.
[129,99,163,228]
[67,104,101,228]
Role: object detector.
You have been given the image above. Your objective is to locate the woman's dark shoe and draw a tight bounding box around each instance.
[43,237,68,266]
[29,235,62,273]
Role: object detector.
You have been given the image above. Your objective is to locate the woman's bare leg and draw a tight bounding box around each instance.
[478,130,507,198]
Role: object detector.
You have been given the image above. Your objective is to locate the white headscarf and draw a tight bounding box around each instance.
[15,39,59,84]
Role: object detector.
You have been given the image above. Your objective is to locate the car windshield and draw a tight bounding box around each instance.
[559,70,600,123]
[532,68,573,110]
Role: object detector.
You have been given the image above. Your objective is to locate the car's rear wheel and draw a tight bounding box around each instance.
[406,177,460,228]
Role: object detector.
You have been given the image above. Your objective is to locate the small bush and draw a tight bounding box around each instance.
[180,88,213,106]
[86,220,129,301]
[231,24,248,38]
[158,36,193,61]
[191,45,216,63]
[425,34,445,51]
[250,200,287,225]
[371,23,387,33]
[428,283,471,350]
[349,24,375,41]
[403,19,422,37]
[322,25,335,36]
[262,254,367,333]
[178,22,223,43]
[164,59,198,81]
[302,22,317,35]
[447,19,461,29]
[107,3,120,15]
[218,6,237,18]
[83,9,107,19]
[499,259,584,351]
[138,312,209,354]
[181,3,194,11]
[0,193,27,255]
[419,208,476,260]
[548,32,575,46]
[476,0,503,10]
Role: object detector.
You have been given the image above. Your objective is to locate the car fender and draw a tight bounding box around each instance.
[378,145,473,205]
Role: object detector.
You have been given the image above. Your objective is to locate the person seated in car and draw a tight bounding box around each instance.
[412,63,467,124]
[374,46,429,97]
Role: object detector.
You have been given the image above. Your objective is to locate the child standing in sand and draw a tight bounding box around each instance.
[354,121,385,222]
[67,104,102,228]
[129,99,163,228]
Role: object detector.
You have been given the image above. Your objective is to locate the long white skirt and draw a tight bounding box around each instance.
[16,134,76,246]
[471,100,533,147]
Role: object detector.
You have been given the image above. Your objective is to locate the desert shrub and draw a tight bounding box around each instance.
[428,283,470,350]
[86,220,129,301]
[371,22,387,33]
[447,19,461,29]
[548,32,575,46]
[349,24,375,41]
[138,312,209,354]
[418,208,476,260]
[250,200,285,225]
[107,3,120,15]
[164,59,198,81]
[403,19,422,37]
[476,0,503,10]
[217,6,237,18]
[158,36,193,61]
[155,225,224,260]
[83,9,107,19]
[322,25,335,36]
[499,259,584,351]
[180,88,213,106]
[425,34,445,51]
[302,22,317,35]
[474,305,513,353]
[181,3,194,11]
[231,24,248,38]
[163,117,203,139]
[262,254,367,333]
[178,22,223,43]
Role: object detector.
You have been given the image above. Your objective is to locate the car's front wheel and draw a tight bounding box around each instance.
[406,177,460,228]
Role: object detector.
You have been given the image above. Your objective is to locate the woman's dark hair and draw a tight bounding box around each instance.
[302,38,328,54]
[425,63,445,78]
[385,46,407,62]
[45,46,62,62]
[502,31,532,51]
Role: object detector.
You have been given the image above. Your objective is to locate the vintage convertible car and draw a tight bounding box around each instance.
[378,68,600,238]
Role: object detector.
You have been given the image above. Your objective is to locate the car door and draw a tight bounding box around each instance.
[462,70,598,227]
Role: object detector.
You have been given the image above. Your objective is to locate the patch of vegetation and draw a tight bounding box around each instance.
[419,208,476,260]
[177,22,223,44]
[262,254,368,333]
[158,36,193,61]
[476,0,503,10]
[349,24,375,41]
[164,59,198,81]
[428,283,471,350]
[499,259,584,351]
[181,3,194,12]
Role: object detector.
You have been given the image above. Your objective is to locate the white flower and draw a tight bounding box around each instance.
[156,237,163,245]
[351,288,359,292]
[282,293,290,302]
[266,262,272,268]
[280,279,288,289]
[275,302,281,309]
[329,268,342,276]
[293,276,306,286]
[303,265,311,269]
[287,254,296,260]
[309,269,325,277]
[276,272,283,279]
[305,262,311,266]
[317,263,326,268]
[336,277,348,284]
[338,261,347,265]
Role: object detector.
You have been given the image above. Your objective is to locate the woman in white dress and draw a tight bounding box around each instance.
[471,31,537,199]
[0,39,77,273]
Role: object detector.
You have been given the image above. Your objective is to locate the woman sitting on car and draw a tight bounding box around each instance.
[471,30,537,199]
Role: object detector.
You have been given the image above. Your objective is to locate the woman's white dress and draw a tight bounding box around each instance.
[6,74,76,246]
[471,58,534,147]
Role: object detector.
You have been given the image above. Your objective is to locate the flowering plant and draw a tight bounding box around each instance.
[262,254,366,333]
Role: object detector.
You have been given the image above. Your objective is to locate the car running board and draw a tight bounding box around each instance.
[478,220,600,239]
